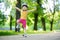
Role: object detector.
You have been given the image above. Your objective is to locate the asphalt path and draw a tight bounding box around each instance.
[0,32,60,40]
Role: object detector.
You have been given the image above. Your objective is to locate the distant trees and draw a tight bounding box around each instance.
[0,0,60,31]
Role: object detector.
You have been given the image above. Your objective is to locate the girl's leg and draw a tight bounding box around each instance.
[23,27,27,37]
[16,20,20,32]
[24,27,26,34]
[22,21,27,37]
[22,26,26,34]
[16,23,20,28]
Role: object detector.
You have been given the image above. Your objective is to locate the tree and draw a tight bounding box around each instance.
[37,0,46,31]
[34,13,38,30]
[50,0,55,31]
[15,0,21,32]
[10,15,12,30]
[43,0,59,31]
[41,17,46,31]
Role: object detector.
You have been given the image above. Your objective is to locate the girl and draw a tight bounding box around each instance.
[16,4,36,37]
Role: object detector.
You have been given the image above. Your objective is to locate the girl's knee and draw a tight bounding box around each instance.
[17,20,19,23]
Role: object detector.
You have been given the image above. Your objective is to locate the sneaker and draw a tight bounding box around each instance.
[22,34,27,37]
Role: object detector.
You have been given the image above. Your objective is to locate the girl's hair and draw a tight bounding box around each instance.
[22,5,28,8]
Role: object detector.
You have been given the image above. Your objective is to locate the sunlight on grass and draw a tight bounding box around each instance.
[0,30,60,36]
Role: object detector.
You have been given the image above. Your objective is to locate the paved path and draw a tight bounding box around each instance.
[0,32,60,40]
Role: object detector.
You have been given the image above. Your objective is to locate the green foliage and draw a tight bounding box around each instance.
[0,0,60,31]
[0,11,6,26]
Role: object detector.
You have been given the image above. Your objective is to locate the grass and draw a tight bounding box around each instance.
[0,30,60,36]
[19,30,54,34]
[28,30,54,34]
[0,30,19,36]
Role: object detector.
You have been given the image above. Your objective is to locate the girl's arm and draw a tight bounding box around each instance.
[15,7,21,11]
[28,8,36,12]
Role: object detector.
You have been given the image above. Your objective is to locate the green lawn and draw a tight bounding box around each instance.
[0,30,60,36]
[0,30,19,36]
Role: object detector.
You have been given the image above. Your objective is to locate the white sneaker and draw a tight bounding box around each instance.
[22,34,27,37]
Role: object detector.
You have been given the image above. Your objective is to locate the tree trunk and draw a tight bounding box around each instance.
[41,17,46,31]
[10,15,12,30]
[50,19,53,31]
[50,13,54,31]
[15,0,21,32]
[50,0,55,31]
[34,13,38,30]
[33,0,39,30]
[3,15,5,25]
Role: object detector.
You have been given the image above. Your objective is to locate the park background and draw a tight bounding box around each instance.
[0,0,60,35]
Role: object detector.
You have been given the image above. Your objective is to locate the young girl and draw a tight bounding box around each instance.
[16,4,36,37]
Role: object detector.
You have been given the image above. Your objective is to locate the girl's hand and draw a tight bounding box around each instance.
[15,7,21,11]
